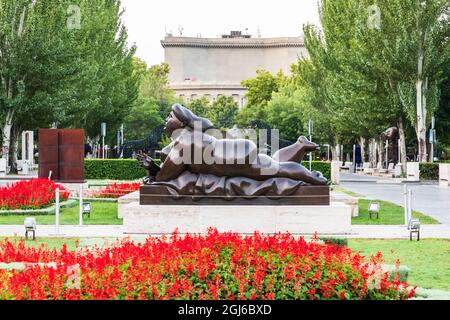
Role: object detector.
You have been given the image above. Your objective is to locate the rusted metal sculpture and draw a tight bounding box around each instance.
[39,129,84,182]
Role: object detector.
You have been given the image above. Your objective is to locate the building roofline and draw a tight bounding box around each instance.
[170,82,245,90]
[161,36,305,49]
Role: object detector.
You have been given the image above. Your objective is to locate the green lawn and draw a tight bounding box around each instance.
[349,239,450,291]
[352,199,439,225]
[332,185,364,198]
[0,202,121,225]
[0,237,81,251]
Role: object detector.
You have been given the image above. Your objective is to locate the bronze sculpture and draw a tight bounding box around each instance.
[137,104,329,205]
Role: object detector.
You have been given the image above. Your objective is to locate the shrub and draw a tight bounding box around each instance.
[85,159,331,182]
[85,159,146,180]
[419,163,439,180]
[383,264,410,283]
[319,237,348,247]
[0,179,70,210]
[0,230,414,300]
[310,161,331,181]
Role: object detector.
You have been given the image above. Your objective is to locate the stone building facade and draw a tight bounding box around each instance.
[161,32,308,108]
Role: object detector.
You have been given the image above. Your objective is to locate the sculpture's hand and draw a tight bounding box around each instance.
[137,152,161,184]
[136,152,155,170]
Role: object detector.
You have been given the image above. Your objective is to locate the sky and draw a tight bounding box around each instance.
[120,0,321,66]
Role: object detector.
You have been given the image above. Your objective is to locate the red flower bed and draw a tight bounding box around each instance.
[92,182,141,199]
[0,179,70,210]
[0,230,415,300]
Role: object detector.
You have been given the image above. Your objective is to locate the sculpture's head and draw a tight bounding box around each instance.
[381,126,399,141]
[165,104,214,136]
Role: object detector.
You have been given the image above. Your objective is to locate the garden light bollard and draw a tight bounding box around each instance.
[79,185,83,226]
[55,188,60,235]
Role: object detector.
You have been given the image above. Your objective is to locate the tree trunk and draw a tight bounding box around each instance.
[360,137,366,163]
[398,117,407,174]
[333,144,341,162]
[8,127,20,174]
[416,26,427,163]
[369,139,375,168]
[2,109,14,168]
[377,140,382,167]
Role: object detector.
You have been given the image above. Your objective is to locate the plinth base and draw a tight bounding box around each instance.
[140,185,330,206]
[121,202,352,235]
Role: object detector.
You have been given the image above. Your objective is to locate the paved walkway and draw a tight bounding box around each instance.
[1,224,449,239]
[341,181,450,225]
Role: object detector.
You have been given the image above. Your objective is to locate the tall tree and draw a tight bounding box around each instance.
[237,70,287,125]
[0,0,138,169]
[124,60,178,141]
[298,0,449,166]
[209,96,238,130]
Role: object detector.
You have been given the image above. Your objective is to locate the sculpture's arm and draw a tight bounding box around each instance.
[155,140,188,182]
[272,137,318,163]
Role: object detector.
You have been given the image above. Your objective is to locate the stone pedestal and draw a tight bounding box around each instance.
[0,158,6,176]
[331,192,359,217]
[21,131,34,167]
[331,161,340,185]
[121,202,352,235]
[118,191,139,218]
[439,164,450,187]
[406,162,420,182]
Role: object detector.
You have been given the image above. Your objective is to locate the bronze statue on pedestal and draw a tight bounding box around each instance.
[137,104,329,205]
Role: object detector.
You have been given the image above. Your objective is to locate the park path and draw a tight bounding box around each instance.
[341,181,450,225]
[0,224,450,239]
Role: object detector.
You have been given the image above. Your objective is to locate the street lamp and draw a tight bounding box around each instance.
[101,123,107,159]
[308,120,313,171]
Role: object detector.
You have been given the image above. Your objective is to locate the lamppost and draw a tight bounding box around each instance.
[430,116,436,163]
[308,120,313,171]
[101,122,106,159]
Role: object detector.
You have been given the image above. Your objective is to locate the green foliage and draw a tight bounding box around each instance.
[264,84,306,141]
[319,237,348,247]
[295,0,448,159]
[237,70,287,126]
[85,159,146,180]
[124,60,177,141]
[158,134,171,149]
[0,0,138,160]
[188,96,210,119]
[124,96,164,141]
[186,96,238,129]
[419,163,439,180]
[436,60,450,147]
[209,96,238,129]
[383,265,410,283]
[309,161,331,181]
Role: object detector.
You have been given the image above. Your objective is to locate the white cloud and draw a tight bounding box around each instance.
[120,0,321,66]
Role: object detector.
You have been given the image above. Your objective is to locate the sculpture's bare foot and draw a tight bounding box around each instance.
[312,170,328,185]
[298,136,319,152]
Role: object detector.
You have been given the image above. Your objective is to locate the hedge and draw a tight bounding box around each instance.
[419,163,439,181]
[85,159,332,181]
[309,161,331,181]
[85,159,146,180]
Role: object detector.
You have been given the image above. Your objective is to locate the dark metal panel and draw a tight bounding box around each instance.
[38,129,59,180]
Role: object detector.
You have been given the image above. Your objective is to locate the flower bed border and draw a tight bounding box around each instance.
[0,200,77,216]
